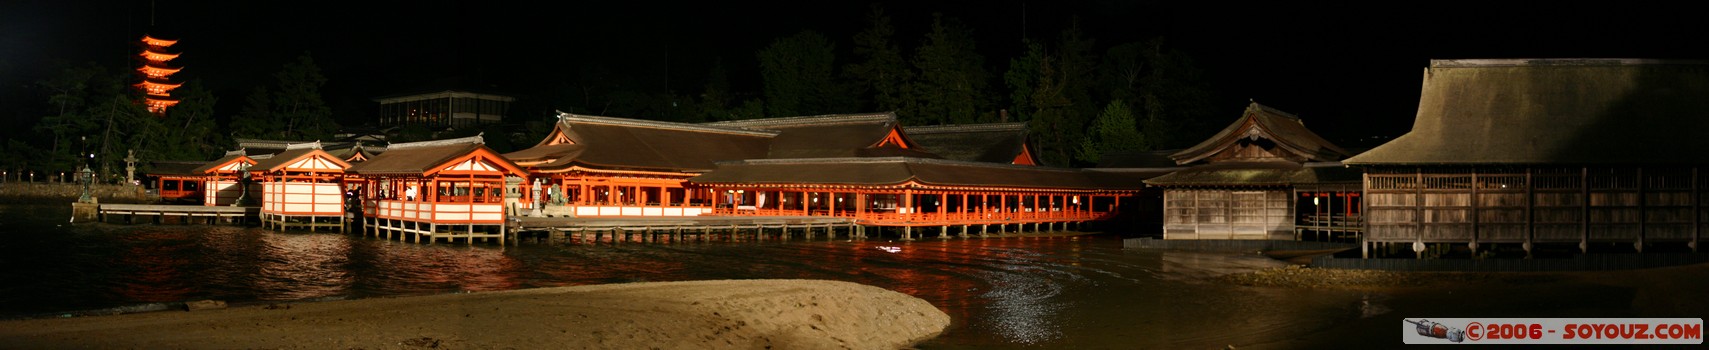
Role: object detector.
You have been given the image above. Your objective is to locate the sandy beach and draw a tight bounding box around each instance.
[1217,261,1709,348]
[0,279,950,349]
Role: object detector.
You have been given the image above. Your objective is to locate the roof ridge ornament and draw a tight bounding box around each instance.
[903,122,1029,133]
[284,141,322,150]
[702,112,898,128]
[387,135,485,149]
[559,112,780,137]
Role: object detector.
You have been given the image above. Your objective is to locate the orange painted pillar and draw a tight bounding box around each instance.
[903,189,913,222]
[961,193,969,220]
[856,192,866,219]
[937,192,946,221]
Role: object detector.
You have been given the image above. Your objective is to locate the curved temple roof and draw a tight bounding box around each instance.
[505,113,774,173]
[704,112,931,159]
[347,135,525,177]
[689,157,1149,191]
[1170,102,1348,165]
[904,122,1034,164]
[1346,59,1709,165]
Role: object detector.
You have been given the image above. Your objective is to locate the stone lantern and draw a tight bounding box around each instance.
[76,165,96,204]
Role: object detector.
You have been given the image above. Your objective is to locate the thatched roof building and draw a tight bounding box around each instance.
[1346,59,1709,165]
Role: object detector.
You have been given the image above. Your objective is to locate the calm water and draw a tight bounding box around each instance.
[0,204,1368,348]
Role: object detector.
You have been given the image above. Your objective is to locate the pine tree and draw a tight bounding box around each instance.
[907,13,989,125]
[844,5,913,113]
[154,80,221,161]
[757,31,848,117]
[229,52,338,140]
[1077,100,1149,164]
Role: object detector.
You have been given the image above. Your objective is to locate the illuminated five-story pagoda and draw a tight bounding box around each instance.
[136,35,181,114]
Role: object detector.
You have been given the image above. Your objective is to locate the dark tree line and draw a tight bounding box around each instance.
[5,6,1220,181]
[547,5,1220,167]
[3,53,336,182]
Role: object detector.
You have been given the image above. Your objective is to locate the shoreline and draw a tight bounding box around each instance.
[0,279,951,349]
[1220,262,1709,349]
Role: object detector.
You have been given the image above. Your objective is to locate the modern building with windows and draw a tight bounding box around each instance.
[374,90,515,128]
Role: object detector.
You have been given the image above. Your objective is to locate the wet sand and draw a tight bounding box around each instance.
[1222,262,1709,349]
[0,279,950,349]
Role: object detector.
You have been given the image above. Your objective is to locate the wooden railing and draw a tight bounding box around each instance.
[710,207,1114,226]
[1299,214,1364,228]
[365,199,505,224]
[568,205,713,217]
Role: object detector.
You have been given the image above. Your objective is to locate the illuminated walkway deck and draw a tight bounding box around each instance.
[97,204,257,224]
[507,214,1080,242]
[508,215,857,243]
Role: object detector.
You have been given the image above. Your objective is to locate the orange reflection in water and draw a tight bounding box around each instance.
[113,228,197,303]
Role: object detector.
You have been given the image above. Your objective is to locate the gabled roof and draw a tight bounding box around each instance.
[233,138,367,158]
[1171,102,1349,165]
[703,112,934,159]
[249,147,352,173]
[371,89,516,103]
[688,157,1146,191]
[144,160,208,177]
[1143,161,1361,187]
[505,113,775,173]
[904,122,1034,164]
[1095,149,1184,169]
[347,135,524,177]
[327,144,377,163]
[191,150,256,174]
[1345,59,1709,165]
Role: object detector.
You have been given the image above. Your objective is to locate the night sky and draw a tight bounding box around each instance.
[3,1,1705,149]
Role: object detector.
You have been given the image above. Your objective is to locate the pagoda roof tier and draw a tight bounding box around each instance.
[1346,59,1709,165]
[137,80,182,88]
[904,122,1035,164]
[141,35,177,47]
[137,81,183,96]
[138,65,182,78]
[143,99,180,110]
[140,50,180,61]
[689,157,1149,191]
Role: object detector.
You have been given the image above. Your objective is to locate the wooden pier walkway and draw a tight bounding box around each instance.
[509,216,862,244]
[84,204,1082,245]
[97,204,257,225]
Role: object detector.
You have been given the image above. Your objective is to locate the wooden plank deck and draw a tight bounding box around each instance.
[510,216,855,231]
[97,204,258,224]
